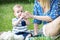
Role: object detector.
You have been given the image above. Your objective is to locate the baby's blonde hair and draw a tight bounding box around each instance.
[13,4,22,12]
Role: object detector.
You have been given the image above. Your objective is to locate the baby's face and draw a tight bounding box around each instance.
[14,7,23,18]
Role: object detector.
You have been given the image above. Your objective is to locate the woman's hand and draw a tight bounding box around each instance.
[20,11,33,19]
[25,11,33,18]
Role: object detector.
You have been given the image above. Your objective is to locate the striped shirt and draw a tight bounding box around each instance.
[12,18,27,33]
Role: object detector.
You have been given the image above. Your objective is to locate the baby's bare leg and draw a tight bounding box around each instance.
[25,34,31,40]
[43,16,60,37]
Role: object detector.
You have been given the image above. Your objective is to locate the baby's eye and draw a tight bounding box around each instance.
[17,11,19,13]
[21,11,23,12]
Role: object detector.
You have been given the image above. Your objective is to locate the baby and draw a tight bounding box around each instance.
[12,4,32,40]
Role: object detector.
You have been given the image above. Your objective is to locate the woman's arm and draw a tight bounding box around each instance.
[32,16,52,22]
[26,13,52,22]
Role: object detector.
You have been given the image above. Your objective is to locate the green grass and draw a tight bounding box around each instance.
[0,2,34,32]
[30,36,52,40]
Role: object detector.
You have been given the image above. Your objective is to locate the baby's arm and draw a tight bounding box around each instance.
[12,17,22,26]
[12,12,25,26]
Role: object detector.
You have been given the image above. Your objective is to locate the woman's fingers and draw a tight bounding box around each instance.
[21,13,28,19]
[24,11,31,18]
[25,12,33,18]
[20,11,33,19]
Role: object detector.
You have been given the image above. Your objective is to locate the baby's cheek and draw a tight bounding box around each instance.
[19,14,21,16]
[16,14,18,17]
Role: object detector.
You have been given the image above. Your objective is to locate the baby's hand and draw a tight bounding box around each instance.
[20,12,26,19]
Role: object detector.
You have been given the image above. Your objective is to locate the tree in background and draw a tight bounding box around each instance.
[0,0,34,4]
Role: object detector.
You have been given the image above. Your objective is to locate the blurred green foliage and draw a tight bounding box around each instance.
[0,0,34,4]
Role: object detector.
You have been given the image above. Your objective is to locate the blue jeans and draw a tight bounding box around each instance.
[15,32,30,39]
